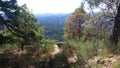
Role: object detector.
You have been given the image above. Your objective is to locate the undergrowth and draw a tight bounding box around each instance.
[0,38,120,67]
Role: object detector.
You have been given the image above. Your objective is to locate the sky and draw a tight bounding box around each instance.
[17,0,82,14]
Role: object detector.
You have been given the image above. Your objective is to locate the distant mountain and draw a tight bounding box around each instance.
[35,13,71,24]
[35,13,71,41]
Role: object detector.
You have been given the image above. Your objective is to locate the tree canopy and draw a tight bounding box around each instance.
[64,8,87,40]
[0,0,44,45]
[83,0,120,44]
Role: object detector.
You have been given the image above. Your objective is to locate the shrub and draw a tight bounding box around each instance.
[0,44,18,52]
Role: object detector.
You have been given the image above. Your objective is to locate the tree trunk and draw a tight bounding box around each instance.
[21,43,24,50]
[111,3,120,44]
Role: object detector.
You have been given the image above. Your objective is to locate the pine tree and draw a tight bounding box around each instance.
[84,0,120,44]
[0,0,44,49]
[64,8,87,40]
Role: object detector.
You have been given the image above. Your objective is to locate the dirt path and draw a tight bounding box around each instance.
[51,44,62,55]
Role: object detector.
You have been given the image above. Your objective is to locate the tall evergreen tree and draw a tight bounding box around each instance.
[64,8,87,40]
[0,0,44,47]
[84,0,120,44]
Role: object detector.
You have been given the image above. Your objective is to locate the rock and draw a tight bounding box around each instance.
[51,44,62,55]
[56,42,64,48]
[67,55,78,63]
[108,54,114,58]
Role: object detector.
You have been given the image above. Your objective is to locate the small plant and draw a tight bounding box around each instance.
[113,63,120,68]
[0,44,18,52]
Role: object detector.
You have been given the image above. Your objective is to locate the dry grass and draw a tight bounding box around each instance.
[0,44,82,68]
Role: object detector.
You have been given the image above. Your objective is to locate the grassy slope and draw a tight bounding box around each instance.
[0,39,120,68]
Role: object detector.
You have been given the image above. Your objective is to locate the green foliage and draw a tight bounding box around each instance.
[0,0,45,46]
[0,38,119,67]
[0,0,120,67]
[108,42,120,54]
[42,39,57,44]
[64,39,110,59]
[36,14,70,41]
[114,63,120,68]
[64,8,87,40]
[0,44,18,51]
[84,0,120,44]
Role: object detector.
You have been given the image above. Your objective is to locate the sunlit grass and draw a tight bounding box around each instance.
[0,38,120,67]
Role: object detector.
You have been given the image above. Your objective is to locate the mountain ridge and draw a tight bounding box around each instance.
[35,13,71,41]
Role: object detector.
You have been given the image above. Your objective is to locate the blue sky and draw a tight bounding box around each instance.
[17,0,82,14]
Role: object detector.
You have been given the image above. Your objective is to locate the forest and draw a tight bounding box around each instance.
[35,13,71,41]
[0,0,120,68]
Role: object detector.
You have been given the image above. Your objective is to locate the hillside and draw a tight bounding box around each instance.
[35,13,71,41]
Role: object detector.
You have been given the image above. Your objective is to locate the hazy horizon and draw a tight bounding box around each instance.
[17,0,82,14]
